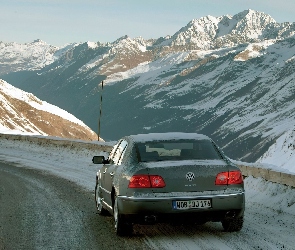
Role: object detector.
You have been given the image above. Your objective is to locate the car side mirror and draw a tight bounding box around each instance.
[92,156,107,164]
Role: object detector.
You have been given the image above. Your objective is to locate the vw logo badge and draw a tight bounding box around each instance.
[186,172,195,181]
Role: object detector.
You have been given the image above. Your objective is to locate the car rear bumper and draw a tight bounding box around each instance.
[117,191,245,220]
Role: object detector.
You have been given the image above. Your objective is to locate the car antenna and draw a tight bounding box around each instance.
[98,80,104,141]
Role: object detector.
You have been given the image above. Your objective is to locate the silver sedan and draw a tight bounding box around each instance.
[93,133,245,236]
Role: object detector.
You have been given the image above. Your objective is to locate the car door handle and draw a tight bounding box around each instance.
[110,172,114,177]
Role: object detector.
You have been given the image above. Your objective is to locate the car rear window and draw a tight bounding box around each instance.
[135,140,222,162]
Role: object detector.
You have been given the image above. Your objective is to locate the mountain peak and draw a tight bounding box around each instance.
[113,35,130,44]
[159,9,281,49]
[236,9,258,17]
[31,39,47,45]
[233,9,276,24]
[86,41,98,49]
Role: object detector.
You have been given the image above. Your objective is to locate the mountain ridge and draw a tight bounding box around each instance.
[0,79,98,141]
[1,9,295,163]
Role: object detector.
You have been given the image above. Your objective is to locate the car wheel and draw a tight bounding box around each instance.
[113,195,133,236]
[222,216,244,232]
[95,182,108,215]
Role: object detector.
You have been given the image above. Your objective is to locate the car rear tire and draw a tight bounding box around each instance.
[95,182,108,215]
[113,195,133,236]
[222,216,244,232]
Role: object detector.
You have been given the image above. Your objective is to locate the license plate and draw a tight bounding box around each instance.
[173,199,212,210]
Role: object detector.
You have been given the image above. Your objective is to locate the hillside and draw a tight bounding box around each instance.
[1,9,295,162]
[257,129,295,172]
[0,39,78,74]
[0,79,98,141]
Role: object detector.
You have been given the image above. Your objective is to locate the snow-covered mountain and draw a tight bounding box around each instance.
[257,128,295,173]
[158,9,295,50]
[0,39,78,74]
[1,9,295,163]
[0,79,98,140]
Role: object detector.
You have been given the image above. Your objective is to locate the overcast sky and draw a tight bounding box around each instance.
[1,0,295,47]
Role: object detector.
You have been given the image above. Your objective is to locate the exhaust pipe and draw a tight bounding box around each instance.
[225,211,236,219]
[144,215,157,224]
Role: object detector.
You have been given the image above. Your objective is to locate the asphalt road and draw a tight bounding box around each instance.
[1,158,295,250]
[0,162,150,250]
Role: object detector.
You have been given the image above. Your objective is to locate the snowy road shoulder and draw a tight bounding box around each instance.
[0,138,107,191]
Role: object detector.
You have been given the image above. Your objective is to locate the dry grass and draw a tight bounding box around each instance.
[0,92,97,141]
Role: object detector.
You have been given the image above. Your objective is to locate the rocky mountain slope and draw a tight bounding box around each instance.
[0,79,98,141]
[258,128,295,172]
[0,39,78,74]
[1,9,295,162]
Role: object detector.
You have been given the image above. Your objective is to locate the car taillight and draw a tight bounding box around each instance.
[149,175,166,188]
[128,175,166,188]
[215,172,228,185]
[215,171,243,185]
[228,171,243,184]
[129,175,151,188]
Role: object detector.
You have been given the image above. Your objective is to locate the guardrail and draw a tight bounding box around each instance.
[236,163,295,188]
[1,133,295,187]
[0,133,113,153]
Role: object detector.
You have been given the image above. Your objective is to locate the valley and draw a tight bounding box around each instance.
[1,9,295,164]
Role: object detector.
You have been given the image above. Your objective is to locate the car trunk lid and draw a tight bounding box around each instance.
[142,159,229,193]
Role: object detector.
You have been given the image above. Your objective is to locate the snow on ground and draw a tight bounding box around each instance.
[105,52,189,85]
[0,40,58,71]
[0,137,294,214]
[0,138,107,191]
[257,129,295,173]
[1,137,295,249]
[0,79,89,128]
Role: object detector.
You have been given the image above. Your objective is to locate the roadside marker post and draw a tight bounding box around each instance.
[98,80,103,141]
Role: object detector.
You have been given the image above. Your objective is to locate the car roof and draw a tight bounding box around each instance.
[125,132,211,143]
